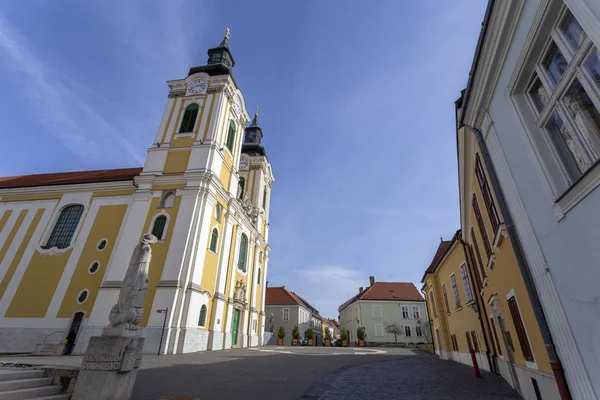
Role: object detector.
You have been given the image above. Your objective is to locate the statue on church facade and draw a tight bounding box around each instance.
[103,233,157,336]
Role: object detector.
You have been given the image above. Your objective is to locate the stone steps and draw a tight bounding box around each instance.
[0,370,69,400]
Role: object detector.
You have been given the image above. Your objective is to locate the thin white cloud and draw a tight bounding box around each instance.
[0,15,144,167]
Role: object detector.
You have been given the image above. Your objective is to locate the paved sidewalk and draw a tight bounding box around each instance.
[301,352,521,400]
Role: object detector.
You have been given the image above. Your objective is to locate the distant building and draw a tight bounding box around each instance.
[338,276,429,345]
[265,287,315,345]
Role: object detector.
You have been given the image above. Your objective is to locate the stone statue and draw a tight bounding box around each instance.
[103,233,157,336]
[268,313,275,333]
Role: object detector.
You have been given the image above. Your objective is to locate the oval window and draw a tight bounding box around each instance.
[97,239,108,251]
[89,261,100,274]
[77,289,89,304]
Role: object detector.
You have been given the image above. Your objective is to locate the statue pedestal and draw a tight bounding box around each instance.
[72,335,145,400]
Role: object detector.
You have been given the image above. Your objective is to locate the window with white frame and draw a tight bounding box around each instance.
[519,6,600,197]
[372,305,382,319]
[460,264,474,302]
[283,308,289,321]
[375,324,384,336]
[416,326,423,337]
[450,274,461,309]
[412,306,419,319]
[405,326,411,337]
[401,306,409,319]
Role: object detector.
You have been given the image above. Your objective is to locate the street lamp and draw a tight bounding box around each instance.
[156,308,169,356]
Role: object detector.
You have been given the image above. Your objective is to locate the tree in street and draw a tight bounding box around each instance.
[385,323,403,343]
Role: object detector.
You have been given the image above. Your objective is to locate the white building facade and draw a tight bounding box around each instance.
[460,0,600,397]
[339,280,429,345]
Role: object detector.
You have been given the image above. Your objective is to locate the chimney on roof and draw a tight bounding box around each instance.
[369,276,375,286]
[359,287,363,293]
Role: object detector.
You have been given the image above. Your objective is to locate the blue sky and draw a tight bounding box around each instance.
[0,1,487,319]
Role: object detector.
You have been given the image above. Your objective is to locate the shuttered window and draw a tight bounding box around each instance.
[475,154,500,233]
[209,228,218,252]
[179,104,199,133]
[226,120,236,151]
[151,215,167,240]
[43,204,84,249]
[237,234,248,272]
[450,334,459,351]
[460,264,473,302]
[450,274,461,309]
[442,284,450,314]
[508,297,534,362]
[470,228,487,283]
[472,194,492,257]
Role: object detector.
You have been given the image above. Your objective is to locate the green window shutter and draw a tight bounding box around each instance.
[226,120,236,151]
[238,234,248,272]
[179,104,199,133]
[258,267,261,284]
[209,228,218,252]
[151,215,167,239]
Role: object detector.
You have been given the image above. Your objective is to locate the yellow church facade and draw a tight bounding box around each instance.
[0,33,274,355]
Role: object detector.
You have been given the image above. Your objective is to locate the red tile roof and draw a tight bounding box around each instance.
[0,168,143,189]
[339,281,424,312]
[421,230,461,282]
[265,287,305,306]
[360,282,424,302]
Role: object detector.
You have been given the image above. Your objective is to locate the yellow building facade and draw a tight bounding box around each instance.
[0,33,274,355]
[421,102,563,399]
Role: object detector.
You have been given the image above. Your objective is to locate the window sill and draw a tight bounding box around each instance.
[174,131,195,138]
[486,254,496,270]
[37,245,74,256]
[454,306,463,312]
[555,158,600,219]
[465,300,476,307]
[492,223,508,252]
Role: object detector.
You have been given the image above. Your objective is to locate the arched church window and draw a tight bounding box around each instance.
[238,234,248,272]
[238,177,245,199]
[262,187,267,208]
[179,104,199,133]
[158,191,175,208]
[42,204,84,249]
[226,120,236,151]
[209,228,219,252]
[151,215,168,240]
[198,304,207,327]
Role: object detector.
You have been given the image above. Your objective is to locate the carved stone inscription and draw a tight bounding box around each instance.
[80,336,144,372]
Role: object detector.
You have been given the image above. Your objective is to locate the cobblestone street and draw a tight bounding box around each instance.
[302,352,521,400]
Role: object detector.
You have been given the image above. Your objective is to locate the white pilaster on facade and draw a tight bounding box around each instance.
[103,191,153,283]
[224,227,242,334]
[206,92,226,143]
[152,187,203,353]
[250,241,260,312]
[153,97,176,144]
[0,204,55,317]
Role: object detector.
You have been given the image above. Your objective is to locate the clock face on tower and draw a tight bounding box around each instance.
[232,96,242,116]
[187,80,207,95]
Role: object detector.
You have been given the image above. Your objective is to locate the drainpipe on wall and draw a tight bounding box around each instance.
[458,235,496,375]
[420,288,436,355]
[460,124,572,400]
